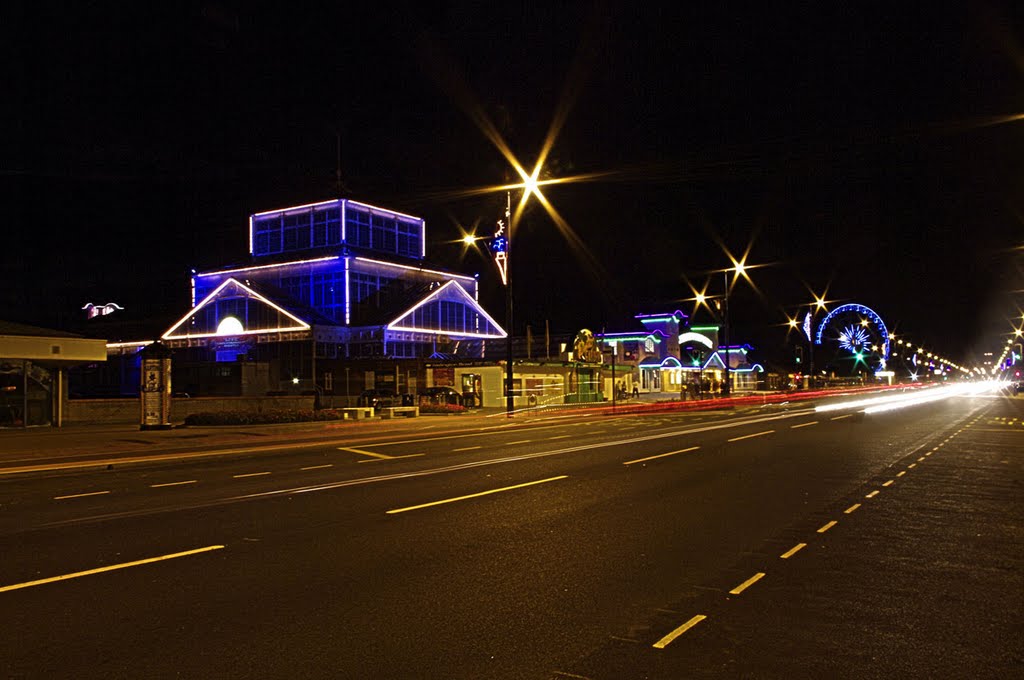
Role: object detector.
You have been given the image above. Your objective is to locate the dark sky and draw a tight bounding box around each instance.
[5,2,1023,366]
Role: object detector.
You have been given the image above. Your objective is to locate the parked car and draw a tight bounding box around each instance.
[418,386,463,406]
[358,389,397,409]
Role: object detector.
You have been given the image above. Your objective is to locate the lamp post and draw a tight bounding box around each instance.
[722,268,731,397]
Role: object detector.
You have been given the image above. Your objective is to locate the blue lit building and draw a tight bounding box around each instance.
[156,198,506,395]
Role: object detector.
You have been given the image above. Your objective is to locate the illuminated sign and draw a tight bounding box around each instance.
[82,302,124,319]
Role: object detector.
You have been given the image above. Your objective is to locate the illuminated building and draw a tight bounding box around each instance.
[149,198,506,396]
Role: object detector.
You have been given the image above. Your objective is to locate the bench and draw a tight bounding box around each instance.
[340,407,375,420]
[379,406,419,419]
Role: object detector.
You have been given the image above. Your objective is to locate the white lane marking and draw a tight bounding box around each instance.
[150,480,197,488]
[233,472,270,479]
[54,490,110,500]
[623,446,700,466]
[652,614,707,649]
[300,464,333,471]
[386,475,568,515]
[727,430,774,443]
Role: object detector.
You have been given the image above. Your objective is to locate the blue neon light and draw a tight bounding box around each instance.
[815,303,890,360]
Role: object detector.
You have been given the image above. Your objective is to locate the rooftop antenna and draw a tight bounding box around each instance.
[334,129,351,197]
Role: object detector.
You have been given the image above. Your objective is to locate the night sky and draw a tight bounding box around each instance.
[6,2,1023,366]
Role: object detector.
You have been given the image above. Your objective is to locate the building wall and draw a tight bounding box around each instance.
[65,395,316,425]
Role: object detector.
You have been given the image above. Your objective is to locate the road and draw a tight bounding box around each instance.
[1,390,1021,678]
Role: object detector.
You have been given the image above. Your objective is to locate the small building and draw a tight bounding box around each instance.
[0,321,107,426]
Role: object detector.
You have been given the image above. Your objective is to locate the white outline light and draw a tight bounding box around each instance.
[162,278,310,340]
[386,280,507,339]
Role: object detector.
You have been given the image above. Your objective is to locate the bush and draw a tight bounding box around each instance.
[183,409,349,426]
[418,403,468,415]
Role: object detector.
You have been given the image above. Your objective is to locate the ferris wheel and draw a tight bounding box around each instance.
[814,303,891,374]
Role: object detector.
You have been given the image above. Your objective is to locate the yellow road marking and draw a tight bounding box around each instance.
[356,453,424,464]
[150,480,197,488]
[896,471,906,477]
[233,472,270,478]
[917,457,925,462]
[506,440,532,445]
[727,430,774,442]
[54,490,110,500]
[817,520,837,533]
[652,614,707,649]
[0,545,225,594]
[729,572,765,595]
[780,543,806,559]
[386,475,568,514]
[300,464,333,471]
[548,435,571,440]
[790,421,818,429]
[865,490,880,498]
[453,446,482,452]
[623,446,700,466]
[882,480,894,487]
[830,414,853,421]
[339,446,393,460]
[844,503,861,514]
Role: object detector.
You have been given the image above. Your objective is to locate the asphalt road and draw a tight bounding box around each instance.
[1,391,1021,678]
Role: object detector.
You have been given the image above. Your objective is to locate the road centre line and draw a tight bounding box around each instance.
[623,446,701,466]
[548,435,571,440]
[385,475,568,515]
[233,472,270,479]
[53,490,110,500]
[150,480,197,488]
[729,572,765,595]
[0,545,225,594]
[727,430,774,442]
[830,413,853,421]
[882,480,894,487]
[790,421,818,428]
[897,471,906,477]
[780,543,806,559]
[652,614,707,649]
[506,440,532,445]
[817,520,837,533]
[865,490,880,498]
[908,463,917,468]
[300,464,333,471]
[452,446,482,452]
[917,457,926,462]
[844,503,861,514]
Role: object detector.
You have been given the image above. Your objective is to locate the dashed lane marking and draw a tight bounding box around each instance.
[0,545,225,594]
[652,614,708,649]
[830,414,853,421]
[53,490,110,501]
[385,475,568,515]
[623,446,701,466]
[356,454,424,464]
[233,472,270,479]
[780,543,806,559]
[865,490,880,498]
[506,440,532,445]
[452,446,482,452]
[300,464,333,471]
[727,430,774,443]
[882,480,894,487]
[790,421,818,429]
[896,471,906,477]
[339,446,394,460]
[150,480,197,488]
[729,572,766,595]
[844,503,861,514]
[817,520,838,533]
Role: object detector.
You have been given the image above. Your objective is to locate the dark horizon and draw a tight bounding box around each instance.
[5,2,1023,368]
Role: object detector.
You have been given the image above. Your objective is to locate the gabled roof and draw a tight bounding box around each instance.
[387,280,506,339]
[162,278,311,340]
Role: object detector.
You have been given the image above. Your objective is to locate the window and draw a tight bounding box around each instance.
[346,207,371,248]
[351,272,380,303]
[397,220,421,258]
[282,213,311,252]
[254,216,282,255]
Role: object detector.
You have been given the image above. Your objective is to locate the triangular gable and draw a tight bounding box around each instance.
[162,278,310,340]
[702,351,726,370]
[386,280,506,339]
